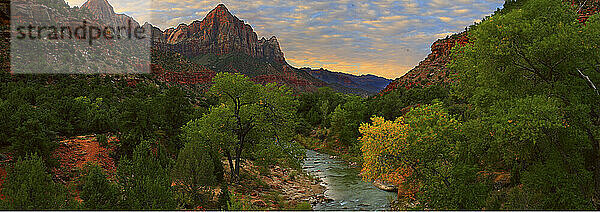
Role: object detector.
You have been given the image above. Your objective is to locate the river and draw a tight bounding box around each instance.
[302,150,396,211]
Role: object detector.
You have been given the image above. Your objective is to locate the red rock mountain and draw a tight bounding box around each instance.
[154,4,286,64]
[381,32,468,93]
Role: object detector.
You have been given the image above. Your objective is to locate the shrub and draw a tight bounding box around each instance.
[172,140,223,208]
[78,163,119,210]
[0,154,74,210]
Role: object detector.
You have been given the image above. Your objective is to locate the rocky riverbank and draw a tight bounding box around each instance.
[226,159,327,210]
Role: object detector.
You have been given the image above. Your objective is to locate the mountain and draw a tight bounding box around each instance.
[81,0,139,27]
[150,4,331,92]
[382,32,468,93]
[2,0,394,93]
[301,68,391,95]
[154,4,286,64]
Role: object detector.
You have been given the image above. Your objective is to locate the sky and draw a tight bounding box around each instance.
[66,0,504,79]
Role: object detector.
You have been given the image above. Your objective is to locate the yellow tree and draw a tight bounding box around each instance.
[359,104,469,206]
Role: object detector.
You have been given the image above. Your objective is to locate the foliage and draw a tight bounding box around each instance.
[172,140,224,208]
[227,192,255,210]
[360,104,488,209]
[78,163,119,210]
[116,141,176,210]
[297,87,347,129]
[330,95,368,149]
[0,154,75,210]
[446,0,600,209]
[183,72,302,180]
[96,134,109,148]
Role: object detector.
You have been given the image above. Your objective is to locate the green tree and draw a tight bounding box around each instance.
[183,72,301,181]
[78,163,119,210]
[172,140,224,208]
[0,154,74,210]
[330,95,367,149]
[450,0,599,209]
[117,141,175,210]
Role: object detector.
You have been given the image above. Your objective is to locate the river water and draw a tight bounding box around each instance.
[302,150,395,211]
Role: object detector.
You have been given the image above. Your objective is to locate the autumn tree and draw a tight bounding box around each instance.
[360,104,486,209]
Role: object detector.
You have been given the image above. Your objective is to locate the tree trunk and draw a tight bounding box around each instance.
[233,138,244,183]
[226,151,235,179]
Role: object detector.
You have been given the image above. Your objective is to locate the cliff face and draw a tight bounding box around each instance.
[154,4,287,65]
[382,32,468,93]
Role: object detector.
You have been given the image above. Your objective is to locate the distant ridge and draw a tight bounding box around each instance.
[301,68,391,95]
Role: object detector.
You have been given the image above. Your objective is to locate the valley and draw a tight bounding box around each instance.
[0,0,600,211]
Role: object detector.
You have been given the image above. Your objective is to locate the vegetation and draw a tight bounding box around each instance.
[1,0,600,210]
[182,73,303,180]
[78,164,120,210]
[0,154,76,210]
[355,0,600,210]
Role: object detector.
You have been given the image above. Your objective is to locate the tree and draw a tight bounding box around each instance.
[0,154,75,210]
[183,72,301,181]
[330,95,368,149]
[154,86,194,152]
[117,141,175,210]
[449,0,598,208]
[360,104,485,209]
[172,140,224,208]
[116,97,157,158]
[9,118,57,165]
[78,163,119,210]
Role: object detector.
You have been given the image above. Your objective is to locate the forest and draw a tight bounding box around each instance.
[1,0,600,210]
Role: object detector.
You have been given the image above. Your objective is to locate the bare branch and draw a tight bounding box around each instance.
[578,69,600,96]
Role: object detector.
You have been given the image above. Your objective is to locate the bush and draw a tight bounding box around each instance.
[96,134,109,148]
[0,154,74,210]
[172,140,224,208]
[117,141,176,210]
[227,193,255,210]
[78,163,119,210]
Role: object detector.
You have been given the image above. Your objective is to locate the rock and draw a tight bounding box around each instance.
[373,180,398,192]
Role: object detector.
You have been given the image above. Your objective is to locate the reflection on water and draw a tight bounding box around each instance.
[303,150,395,211]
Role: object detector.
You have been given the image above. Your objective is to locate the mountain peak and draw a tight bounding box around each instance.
[205,3,234,20]
[81,0,114,14]
[216,4,228,10]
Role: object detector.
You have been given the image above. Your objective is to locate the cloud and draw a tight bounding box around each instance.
[66,0,504,79]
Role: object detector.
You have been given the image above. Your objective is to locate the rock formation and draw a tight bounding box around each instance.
[81,0,139,27]
[382,32,468,93]
[154,4,287,64]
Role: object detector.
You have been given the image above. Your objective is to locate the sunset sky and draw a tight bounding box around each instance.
[66,0,504,79]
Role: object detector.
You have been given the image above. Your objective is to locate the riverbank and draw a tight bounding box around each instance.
[295,131,362,168]
[225,159,326,210]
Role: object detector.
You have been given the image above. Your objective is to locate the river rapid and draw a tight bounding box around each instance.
[302,150,395,211]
